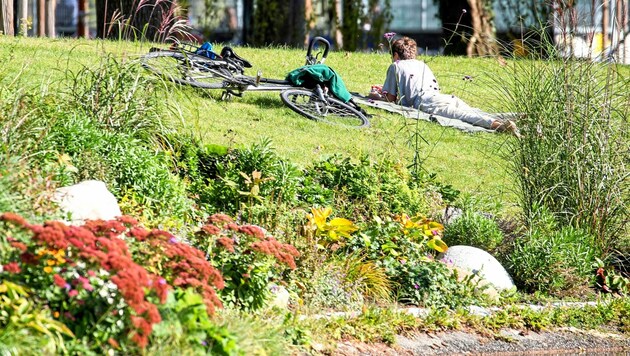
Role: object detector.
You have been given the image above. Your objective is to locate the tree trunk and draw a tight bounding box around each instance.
[333,0,342,49]
[304,0,313,47]
[95,0,179,41]
[1,0,15,35]
[37,0,44,36]
[45,0,55,37]
[77,0,87,37]
[466,0,498,57]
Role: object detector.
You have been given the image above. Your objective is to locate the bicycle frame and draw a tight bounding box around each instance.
[216,36,332,97]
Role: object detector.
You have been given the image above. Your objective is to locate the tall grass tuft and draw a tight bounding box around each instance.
[100,0,193,42]
[498,30,629,255]
[64,54,173,145]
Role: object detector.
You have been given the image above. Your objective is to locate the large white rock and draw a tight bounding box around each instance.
[267,283,290,309]
[53,180,122,225]
[438,245,515,291]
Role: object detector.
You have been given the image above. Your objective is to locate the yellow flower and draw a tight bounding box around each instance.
[307,207,332,230]
[44,266,53,273]
[53,311,60,318]
[46,259,56,266]
[307,207,358,241]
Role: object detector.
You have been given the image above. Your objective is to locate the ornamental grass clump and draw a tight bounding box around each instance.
[495,31,629,255]
[191,213,300,311]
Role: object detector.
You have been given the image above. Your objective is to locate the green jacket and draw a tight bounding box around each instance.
[285,64,352,103]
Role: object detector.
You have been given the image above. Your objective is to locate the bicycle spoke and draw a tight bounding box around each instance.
[280,89,369,128]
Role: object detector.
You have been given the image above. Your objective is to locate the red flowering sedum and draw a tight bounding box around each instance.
[3,262,21,273]
[193,214,301,310]
[0,213,226,348]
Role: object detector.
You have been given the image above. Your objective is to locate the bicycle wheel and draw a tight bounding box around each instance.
[280,89,369,128]
[141,50,234,89]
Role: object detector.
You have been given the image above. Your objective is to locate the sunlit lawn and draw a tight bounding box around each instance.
[4,36,597,212]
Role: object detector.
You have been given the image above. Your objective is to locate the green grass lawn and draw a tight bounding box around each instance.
[1,36,590,212]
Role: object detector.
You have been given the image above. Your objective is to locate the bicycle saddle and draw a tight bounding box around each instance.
[220,47,253,68]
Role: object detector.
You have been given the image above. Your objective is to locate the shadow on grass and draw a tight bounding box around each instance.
[248,95,286,109]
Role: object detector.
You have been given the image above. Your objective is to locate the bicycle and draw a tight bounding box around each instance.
[140,37,369,128]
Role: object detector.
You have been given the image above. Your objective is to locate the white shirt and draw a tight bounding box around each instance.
[382,59,440,108]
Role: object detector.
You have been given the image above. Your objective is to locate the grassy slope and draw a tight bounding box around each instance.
[0,36,547,210]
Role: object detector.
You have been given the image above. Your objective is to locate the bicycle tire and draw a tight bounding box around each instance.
[141,50,234,89]
[280,89,369,128]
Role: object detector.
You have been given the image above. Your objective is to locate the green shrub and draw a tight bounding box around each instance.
[150,288,240,355]
[506,209,600,296]
[46,117,193,224]
[443,211,504,252]
[187,138,302,222]
[302,155,443,221]
[0,156,60,222]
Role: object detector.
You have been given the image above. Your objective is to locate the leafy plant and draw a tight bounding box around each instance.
[506,211,600,297]
[594,258,630,295]
[151,288,240,355]
[0,280,73,354]
[0,213,224,351]
[302,155,442,221]
[199,139,302,224]
[305,206,358,247]
[191,214,300,311]
[340,215,487,307]
[443,210,504,252]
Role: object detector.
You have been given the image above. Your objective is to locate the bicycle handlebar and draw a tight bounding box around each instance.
[306,36,330,65]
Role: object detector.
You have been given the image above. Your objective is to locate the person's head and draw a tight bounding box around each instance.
[390,36,417,61]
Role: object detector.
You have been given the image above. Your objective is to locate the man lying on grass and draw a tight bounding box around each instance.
[369,36,521,137]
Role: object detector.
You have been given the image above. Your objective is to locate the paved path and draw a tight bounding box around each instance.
[335,328,630,355]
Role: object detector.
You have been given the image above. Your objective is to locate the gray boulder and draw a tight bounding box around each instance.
[53,180,122,225]
[438,245,515,291]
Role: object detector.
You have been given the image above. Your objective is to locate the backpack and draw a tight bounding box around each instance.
[285,64,352,103]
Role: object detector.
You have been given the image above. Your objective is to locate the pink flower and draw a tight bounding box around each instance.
[68,289,79,297]
[384,32,396,41]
